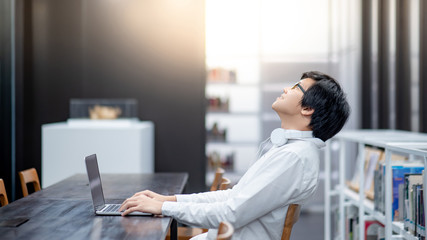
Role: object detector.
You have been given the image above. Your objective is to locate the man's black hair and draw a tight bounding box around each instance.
[300,71,350,141]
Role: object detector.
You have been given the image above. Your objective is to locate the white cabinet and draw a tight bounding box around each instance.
[324,130,427,240]
[42,119,154,188]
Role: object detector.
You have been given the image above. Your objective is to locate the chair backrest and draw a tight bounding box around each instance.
[219,177,231,190]
[281,204,301,240]
[19,168,41,197]
[210,168,225,191]
[0,179,9,206]
[217,221,234,240]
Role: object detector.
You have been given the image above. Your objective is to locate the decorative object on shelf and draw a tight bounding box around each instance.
[89,105,122,119]
[207,67,236,83]
[206,122,227,142]
[207,151,234,171]
[69,99,138,119]
[206,96,229,112]
[343,205,385,240]
[364,220,384,240]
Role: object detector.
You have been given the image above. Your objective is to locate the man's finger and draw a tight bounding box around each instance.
[119,199,137,212]
[119,198,131,211]
[135,192,145,196]
[122,206,139,216]
[119,202,129,212]
[136,190,150,197]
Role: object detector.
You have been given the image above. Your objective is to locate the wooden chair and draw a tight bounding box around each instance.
[281,204,301,240]
[210,168,225,191]
[0,179,9,206]
[219,177,231,190]
[19,168,41,197]
[167,169,229,240]
[216,221,234,240]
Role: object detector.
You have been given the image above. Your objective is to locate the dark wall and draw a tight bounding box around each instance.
[395,0,411,130]
[0,0,13,199]
[360,0,372,129]
[360,0,426,132]
[377,0,390,129]
[12,0,205,198]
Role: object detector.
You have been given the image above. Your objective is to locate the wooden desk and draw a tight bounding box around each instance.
[0,173,188,240]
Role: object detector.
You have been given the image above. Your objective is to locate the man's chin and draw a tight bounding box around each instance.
[272,104,279,113]
[272,101,279,110]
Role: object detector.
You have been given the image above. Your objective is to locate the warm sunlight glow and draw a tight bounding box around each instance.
[260,0,329,57]
[205,0,260,57]
[206,0,329,59]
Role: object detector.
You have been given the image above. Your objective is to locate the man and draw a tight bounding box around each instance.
[120,71,350,239]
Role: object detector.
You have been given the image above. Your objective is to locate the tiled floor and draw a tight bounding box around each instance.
[291,211,324,240]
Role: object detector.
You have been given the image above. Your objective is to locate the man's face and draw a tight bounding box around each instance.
[272,78,316,116]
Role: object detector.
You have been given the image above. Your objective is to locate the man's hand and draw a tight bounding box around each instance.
[119,194,163,216]
[131,190,177,202]
[119,190,176,216]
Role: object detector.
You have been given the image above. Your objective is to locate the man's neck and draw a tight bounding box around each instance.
[279,115,311,131]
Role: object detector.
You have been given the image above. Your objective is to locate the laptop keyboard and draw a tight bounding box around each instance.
[102,204,121,213]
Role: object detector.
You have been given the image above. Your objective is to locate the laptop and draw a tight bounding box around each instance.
[85,154,151,216]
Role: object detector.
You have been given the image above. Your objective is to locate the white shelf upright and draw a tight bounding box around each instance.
[324,130,427,240]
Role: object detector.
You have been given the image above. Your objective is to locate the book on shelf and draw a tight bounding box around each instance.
[404,172,426,239]
[398,182,405,222]
[373,163,423,221]
[348,147,383,199]
[412,184,422,236]
[418,187,425,239]
[347,146,407,201]
[345,206,358,240]
[392,165,424,221]
[404,173,423,231]
[415,184,424,238]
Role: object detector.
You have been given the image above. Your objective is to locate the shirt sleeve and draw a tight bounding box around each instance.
[175,188,233,203]
[162,150,307,229]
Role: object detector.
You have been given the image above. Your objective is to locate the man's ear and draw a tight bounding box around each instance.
[301,107,314,117]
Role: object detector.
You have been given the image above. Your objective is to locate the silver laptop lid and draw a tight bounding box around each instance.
[85,154,106,211]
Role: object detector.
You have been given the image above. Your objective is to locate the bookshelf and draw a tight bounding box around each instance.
[205,62,261,188]
[324,130,427,240]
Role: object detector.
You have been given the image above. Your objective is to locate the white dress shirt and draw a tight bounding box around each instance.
[162,137,325,240]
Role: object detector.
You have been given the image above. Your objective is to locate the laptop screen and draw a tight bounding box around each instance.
[85,154,106,211]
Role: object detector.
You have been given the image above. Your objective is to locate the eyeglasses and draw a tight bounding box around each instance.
[291,82,306,94]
